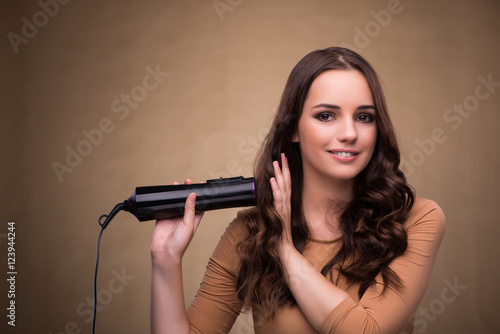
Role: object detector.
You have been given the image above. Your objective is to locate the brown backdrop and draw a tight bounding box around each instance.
[2,0,499,333]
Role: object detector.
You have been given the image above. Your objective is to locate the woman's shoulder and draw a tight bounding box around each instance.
[209,209,256,273]
[405,197,446,237]
[216,208,256,246]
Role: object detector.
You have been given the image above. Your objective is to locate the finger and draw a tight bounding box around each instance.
[188,193,205,231]
[183,192,197,231]
[270,177,283,213]
[272,161,285,189]
[184,178,193,185]
[281,153,291,193]
[280,153,292,214]
[273,160,288,208]
[172,181,180,185]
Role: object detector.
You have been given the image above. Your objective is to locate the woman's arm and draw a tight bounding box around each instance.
[271,154,446,333]
[151,252,189,334]
[150,180,204,334]
[318,202,446,334]
[271,155,350,330]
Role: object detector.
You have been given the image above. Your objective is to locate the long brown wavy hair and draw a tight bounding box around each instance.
[236,47,414,319]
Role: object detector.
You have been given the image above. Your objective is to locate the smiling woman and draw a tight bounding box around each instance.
[293,70,378,186]
[150,47,446,334]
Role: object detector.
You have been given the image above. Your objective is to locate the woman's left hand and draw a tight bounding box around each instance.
[270,153,293,245]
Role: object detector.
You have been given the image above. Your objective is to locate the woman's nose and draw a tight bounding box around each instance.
[336,119,358,143]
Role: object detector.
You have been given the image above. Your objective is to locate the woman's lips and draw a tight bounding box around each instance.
[328,150,359,161]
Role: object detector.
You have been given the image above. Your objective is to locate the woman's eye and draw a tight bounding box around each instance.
[316,113,334,122]
[356,114,374,123]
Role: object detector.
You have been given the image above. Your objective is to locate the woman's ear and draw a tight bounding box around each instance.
[292,132,299,143]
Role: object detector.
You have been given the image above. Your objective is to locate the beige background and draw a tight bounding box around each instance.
[2,0,499,333]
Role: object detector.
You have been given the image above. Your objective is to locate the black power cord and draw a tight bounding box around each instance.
[93,203,124,334]
[90,176,255,333]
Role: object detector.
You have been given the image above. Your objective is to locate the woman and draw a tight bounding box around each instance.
[150,47,446,333]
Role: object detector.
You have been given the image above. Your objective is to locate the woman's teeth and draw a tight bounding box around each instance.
[332,152,355,158]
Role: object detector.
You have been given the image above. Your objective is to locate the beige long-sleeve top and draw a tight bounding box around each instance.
[186,197,446,333]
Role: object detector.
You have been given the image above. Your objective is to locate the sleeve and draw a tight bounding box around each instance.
[319,198,446,334]
[187,218,247,334]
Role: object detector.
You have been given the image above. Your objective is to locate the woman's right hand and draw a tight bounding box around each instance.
[150,179,203,333]
[150,179,204,262]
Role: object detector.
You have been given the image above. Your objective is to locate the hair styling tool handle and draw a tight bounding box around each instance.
[123,176,256,221]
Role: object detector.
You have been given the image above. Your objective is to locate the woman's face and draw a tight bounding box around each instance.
[293,69,377,184]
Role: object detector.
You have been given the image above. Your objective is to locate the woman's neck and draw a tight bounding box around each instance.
[301,172,353,240]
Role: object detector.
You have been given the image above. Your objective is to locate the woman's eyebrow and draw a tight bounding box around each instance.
[357,105,376,110]
[312,103,376,110]
[312,103,341,109]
